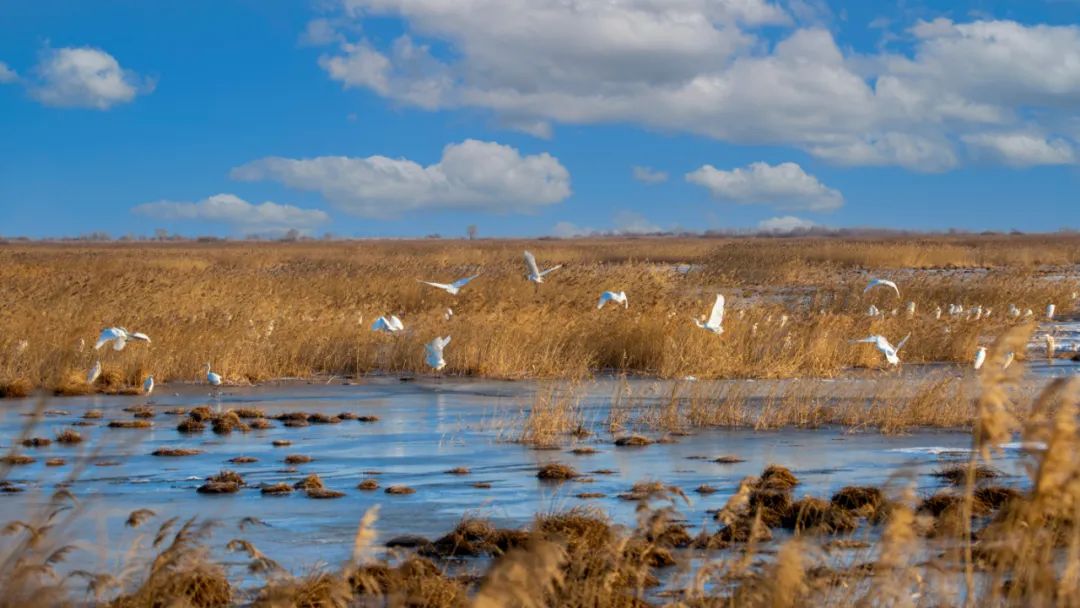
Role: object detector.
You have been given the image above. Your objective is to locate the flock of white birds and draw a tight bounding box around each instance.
[82,251,1072,391]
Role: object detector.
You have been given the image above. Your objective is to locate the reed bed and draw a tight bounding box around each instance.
[0,236,1077,395]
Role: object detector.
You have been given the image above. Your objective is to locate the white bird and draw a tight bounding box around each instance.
[867,305,880,317]
[598,291,628,309]
[444,308,453,321]
[934,306,943,320]
[94,327,151,351]
[205,363,222,386]
[1046,334,1056,358]
[1002,352,1015,370]
[524,251,562,284]
[906,301,916,318]
[973,347,987,370]
[779,314,789,329]
[371,315,405,333]
[87,360,102,384]
[1046,304,1056,320]
[852,334,911,366]
[1024,308,1034,318]
[693,294,725,334]
[418,274,480,296]
[864,278,900,298]
[425,336,451,371]
[970,305,983,321]
[1008,304,1021,318]
[143,374,155,396]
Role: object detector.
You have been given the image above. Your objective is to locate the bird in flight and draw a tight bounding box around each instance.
[693,294,725,334]
[418,274,480,295]
[371,315,405,333]
[864,278,900,298]
[95,327,151,351]
[524,251,562,284]
[598,291,628,309]
[852,333,911,366]
[425,336,451,371]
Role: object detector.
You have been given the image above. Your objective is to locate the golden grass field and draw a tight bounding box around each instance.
[0,235,1077,396]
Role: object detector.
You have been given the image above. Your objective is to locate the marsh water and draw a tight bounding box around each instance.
[0,366,1063,577]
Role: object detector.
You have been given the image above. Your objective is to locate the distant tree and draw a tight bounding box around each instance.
[281,229,300,242]
[426,233,442,239]
[154,228,169,241]
[467,224,478,240]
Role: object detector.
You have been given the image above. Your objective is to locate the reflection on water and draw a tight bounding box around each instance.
[0,377,1044,572]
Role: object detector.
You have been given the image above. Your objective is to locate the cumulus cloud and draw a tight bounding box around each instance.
[632,166,669,184]
[232,139,571,218]
[962,132,1075,167]
[686,161,843,212]
[757,215,818,233]
[613,210,662,234]
[0,61,17,83]
[133,194,329,235]
[314,4,1080,169]
[30,47,152,109]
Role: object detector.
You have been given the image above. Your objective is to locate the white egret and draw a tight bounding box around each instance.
[425,336,451,371]
[87,360,102,384]
[973,347,987,370]
[444,308,453,321]
[95,327,151,351]
[1024,309,1034,318]
[934,306,942,320]
[864,278,900,298]
[371,315,405,333]
[693,294,725,334]
[418,274,480,296]
[143,374,155,396]
[1046,304,1056,320]
[970,305,983,321]
[906,301,916,317]
[598,291,628,309]
[524,251,562,284]
[1002,352,1015,370]
[867,305,880,317]
[852,334,911,366]
[205,363,222,386]
[779,314,789,329]
[1008,304,1021,318]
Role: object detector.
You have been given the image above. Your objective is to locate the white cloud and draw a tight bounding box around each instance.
[962,132,1075,167]
[552,221,593,238]
[632,166,669,184]
[232,139,571,218]
[686,161,843,212]
[315,5,1080,170]
[133,194,329,235]
[613,210,661,234]
[0,61,17,84]
[757,215,818,233]
[30,47,152,109]
[300,18,345,46]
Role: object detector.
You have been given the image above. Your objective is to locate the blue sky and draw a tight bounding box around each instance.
[2,0,1079,238]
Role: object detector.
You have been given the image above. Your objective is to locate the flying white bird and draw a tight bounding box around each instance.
[524,251,562,284]
[87,360,102,385]
[853,334,911,366]
[418,274,480,296]
[425,336,451,371]
[693,294,725,334]
[371,315,405,333]
[864,278,900,298]
[205,363,222,386]
[1002,352,1015,370]
[94,327,151,351]
[143,374,155,396]
[1046,304,1056,320]
[598,291,628,309]
[973,347,987,370]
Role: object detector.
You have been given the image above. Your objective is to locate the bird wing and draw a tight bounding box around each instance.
[94,328,121,350]
[885,280,900,297]
[389,315,404,331]
[451,274,480,289]
[440,336,452,348]
[895,333,911,352]
[852,335,880,345]
[598,292,612,308]
[862,280,879,293]
[419,280,452,291]
[539,264,562,277]
[524,251,541,276]
[129,332,151,343]
[112,335,128,351]
[707,294,725,327]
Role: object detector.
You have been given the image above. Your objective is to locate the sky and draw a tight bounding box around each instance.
[2,0,1080,239]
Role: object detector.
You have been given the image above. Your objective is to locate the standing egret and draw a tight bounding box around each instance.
[1046,335,1056,359]
[973,347,987,370]
[1002,352,1015,370]
[205,363,222,386]
[906,302,916,317]
[779,314,789,329]
[598,291,628,309]
[87,360,102,385]
[444,308,453,321]
[864,278,900,298]
[371,315,405,333]
[1046,304,1056,320]
[425,336,451,372]
[1008,304,1021,318]
[524,251,562,284]
[934,306,943,320]
[693,294,725,334]
[143,374,155,396]
[418,274,480,296]
[852,334,911,366]
[95,327,151,351]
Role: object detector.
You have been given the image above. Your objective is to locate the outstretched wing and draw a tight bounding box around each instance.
[389,315,404,331]
[852,335,880,345]
[451,274,480,289]
[598,292,612,309]
[129,332,151,343]
[895,333,911,352]
[419,280,452,291]
[95,327,122,350]
[539,264,562,278]
[707,294,725,327]
[371,317,389,332]
[524,251,541,277]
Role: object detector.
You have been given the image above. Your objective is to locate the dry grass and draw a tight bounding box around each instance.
[0,236,1075,393]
